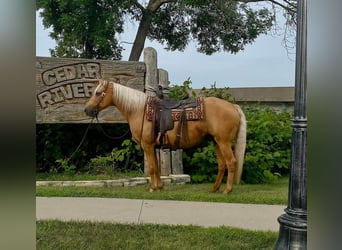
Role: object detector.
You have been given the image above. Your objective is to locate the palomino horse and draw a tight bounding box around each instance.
[84,80,247,194]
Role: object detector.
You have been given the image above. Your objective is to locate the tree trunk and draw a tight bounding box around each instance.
[128,0,174,61]
[128,10,152,61]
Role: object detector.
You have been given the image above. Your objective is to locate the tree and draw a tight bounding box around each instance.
[36,0,296,61]
[36,0,126,60]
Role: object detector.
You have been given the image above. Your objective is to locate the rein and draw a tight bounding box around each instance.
[95,115,131,140]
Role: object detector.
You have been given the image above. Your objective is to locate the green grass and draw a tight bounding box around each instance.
[36,176,288,205]
[37,220,278,250]
[36,171,144,181]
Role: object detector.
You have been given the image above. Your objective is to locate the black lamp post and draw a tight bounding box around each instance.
[274,0,307,249]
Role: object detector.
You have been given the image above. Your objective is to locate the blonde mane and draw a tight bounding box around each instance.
[112,82,147,113]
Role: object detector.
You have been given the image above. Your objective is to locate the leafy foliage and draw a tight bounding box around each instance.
[150,1,274,55]
[113,139,143,171]
[37,0,280,60]
[169,78,196,100]
[36,123,133,173]
[199,82,235,101]
[87,139,144,175]
[242,105,292,183]
[36,0,125,59]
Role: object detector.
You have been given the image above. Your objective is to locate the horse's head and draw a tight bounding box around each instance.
[84,79,113,117]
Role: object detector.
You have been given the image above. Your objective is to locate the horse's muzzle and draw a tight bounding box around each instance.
[84,107,98,117]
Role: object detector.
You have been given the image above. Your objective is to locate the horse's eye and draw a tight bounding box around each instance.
[95,92,101,96]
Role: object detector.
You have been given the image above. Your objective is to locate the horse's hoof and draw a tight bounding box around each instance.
[150,187,163,192]
[223,189,232,194]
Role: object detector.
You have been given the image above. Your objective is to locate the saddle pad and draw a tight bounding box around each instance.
[145,97,205,121]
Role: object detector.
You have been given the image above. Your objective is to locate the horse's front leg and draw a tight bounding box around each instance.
[143,145,163,191]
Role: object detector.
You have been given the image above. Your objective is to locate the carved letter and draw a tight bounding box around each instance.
[42,70,56,86]
[59,85,73,99]
[72,83,85,98]
[64,66,76,80]
[86,63,101,79]
[53,68,67,83]
[37,91,54,108]
[50,87,64,103]
[77,64,89,79]
[83,82,95,97]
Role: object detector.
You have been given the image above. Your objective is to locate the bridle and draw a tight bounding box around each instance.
[92,80,110,119]
[92,81,131,140]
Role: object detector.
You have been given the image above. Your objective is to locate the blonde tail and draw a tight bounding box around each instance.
[233,104,247,184]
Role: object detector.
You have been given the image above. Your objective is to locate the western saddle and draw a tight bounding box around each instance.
[149,86,199,149]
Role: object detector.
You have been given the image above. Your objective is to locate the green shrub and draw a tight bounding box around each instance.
[87,155,115,176]
[36,124,132,173]
[53,158,76,176]
[169,78,196,100]
[183,140,218,183]
[242,105,292,183]
[111,139,144,172]
[86,139,144,175]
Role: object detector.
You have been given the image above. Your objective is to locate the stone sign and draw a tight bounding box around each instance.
[36,57,145,123]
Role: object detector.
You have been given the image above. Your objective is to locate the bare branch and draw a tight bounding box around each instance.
[283,0,297,9]
[236,0,296,14]
[269,0,296,13]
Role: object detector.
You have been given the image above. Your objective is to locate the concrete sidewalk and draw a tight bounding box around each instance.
[36,197,285,231]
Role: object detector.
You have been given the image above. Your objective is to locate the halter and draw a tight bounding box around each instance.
[93,80,110,117]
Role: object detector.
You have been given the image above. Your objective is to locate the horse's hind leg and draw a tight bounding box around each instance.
[225,147,237,194]
[142,144,163,191]
[217,143,237,194]
[212,144,226,192]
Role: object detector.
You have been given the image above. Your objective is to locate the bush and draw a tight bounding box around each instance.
[36,123,132,173]
[242,105,292,183]
[86,139,144,176]
[183,140,218,183]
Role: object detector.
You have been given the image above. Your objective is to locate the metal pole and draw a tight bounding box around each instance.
[274,0,307,249]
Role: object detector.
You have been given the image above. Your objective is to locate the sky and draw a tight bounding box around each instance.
[36,11,295,89]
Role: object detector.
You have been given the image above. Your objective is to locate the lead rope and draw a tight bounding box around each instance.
[67,118,95,161]
[60,115,130,169]
[54,118,95,170]
[95,115,131,140]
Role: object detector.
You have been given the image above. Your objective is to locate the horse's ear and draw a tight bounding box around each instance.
[102,79,108,87]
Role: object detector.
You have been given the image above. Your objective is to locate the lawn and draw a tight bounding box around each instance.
[37,220,278,250]
[36,175,288,205]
